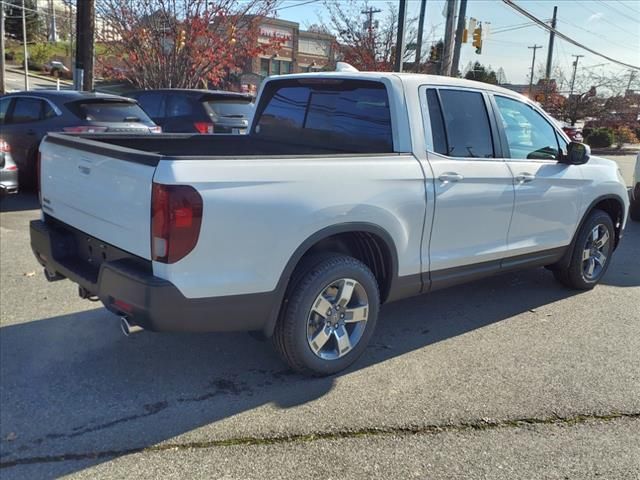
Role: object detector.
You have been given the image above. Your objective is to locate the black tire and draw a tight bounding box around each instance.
[272,253,380,376]
[630,185,640,221]
[553,209,615,290]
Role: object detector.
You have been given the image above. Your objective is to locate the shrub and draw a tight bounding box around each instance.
[584,128,613,148]
[582,126,593,138]
[613,126,638,149]
[28,43,55,66]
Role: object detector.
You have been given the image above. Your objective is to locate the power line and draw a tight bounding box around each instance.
[572,0,638,38]
[556,19,630,51]
[612,0,640,16]
[501,0,640,71]
[277,0,320,11]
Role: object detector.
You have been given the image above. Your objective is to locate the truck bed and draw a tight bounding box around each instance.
[46,129,394,161]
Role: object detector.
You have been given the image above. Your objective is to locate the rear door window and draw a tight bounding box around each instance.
[76,102,153,123]
[9,97,43,124]
[255,80,393,152]
[429,89,494,158]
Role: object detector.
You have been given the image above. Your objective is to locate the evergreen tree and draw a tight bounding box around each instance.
[4,0,44,42]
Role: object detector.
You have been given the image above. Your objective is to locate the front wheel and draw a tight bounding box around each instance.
[553,209,615,290]
[272,254,380,376]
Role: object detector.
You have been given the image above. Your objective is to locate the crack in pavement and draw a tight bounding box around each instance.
[1,411,638,469]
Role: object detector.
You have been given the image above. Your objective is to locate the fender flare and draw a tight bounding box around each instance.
[554,194,626,270]
[262,222,399,337]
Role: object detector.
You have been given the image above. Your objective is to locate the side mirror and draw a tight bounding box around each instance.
[562,141,591,165]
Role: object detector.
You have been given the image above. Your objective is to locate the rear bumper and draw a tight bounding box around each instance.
[30,219,276,333]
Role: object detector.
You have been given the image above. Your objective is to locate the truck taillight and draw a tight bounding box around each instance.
[151,183,203,263]
[193,122,215,134]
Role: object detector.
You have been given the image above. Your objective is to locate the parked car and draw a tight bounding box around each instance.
[43,61,71,79]
[0,138,18,195]
[31,72,629,376]
[0,91,160,187]
[630,152,640,221]
[127,89,253,134]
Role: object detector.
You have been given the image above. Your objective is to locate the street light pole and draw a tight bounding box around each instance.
[22,0,29,91]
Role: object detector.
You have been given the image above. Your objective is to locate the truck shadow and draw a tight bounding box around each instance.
[1,221,638,478]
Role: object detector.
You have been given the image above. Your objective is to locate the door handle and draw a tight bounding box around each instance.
[515,173,535,183]
[438,172,464,184]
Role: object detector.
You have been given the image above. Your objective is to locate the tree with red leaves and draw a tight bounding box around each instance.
[97,0,280,89]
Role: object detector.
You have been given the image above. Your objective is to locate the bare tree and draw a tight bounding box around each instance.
[321,0,417,71]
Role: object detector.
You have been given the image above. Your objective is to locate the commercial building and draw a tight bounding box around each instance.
[240,18,335,93]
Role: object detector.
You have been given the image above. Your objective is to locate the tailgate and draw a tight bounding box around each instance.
[40,134,161,259]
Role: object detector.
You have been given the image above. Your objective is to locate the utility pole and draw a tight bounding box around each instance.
[393,0,407,72]
[75,0,95,91]
[414,0,427,72]
[626,70,636,93]
[451,0,467,77]
[1,2,5,94]
[82,0,95,91]
[361,6,382,32]
[544,6,557,79]
[527,44,542,96]
[441,0,458,76]
[22,0,29,91]
[569,54,584,126]
[74,0,84,89]
[361,6,381,60]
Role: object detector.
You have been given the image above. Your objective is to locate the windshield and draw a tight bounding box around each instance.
[77,102,153,123]
[205,100,252,118]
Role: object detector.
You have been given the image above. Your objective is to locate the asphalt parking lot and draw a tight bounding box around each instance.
[1,156,639,479]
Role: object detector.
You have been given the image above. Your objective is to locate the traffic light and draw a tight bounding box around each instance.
[472,26,482,54]
[178,30,186,49]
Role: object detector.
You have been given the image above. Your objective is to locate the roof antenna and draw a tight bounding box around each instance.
[335,62,359,72]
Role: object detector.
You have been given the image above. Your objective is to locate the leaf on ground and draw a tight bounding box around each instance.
[24,271,36,277]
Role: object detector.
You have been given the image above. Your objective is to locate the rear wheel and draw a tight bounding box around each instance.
[553,209,614,289]
[272,254,380,376]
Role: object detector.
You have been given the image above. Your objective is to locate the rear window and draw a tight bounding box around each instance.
[76,102,153,123]
[255,80,393,152]
[205,99,252,118]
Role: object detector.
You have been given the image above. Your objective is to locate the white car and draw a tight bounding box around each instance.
[31,71,629,375]
[630,152,640,221]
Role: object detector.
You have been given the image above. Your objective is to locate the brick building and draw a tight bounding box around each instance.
[240,18,335,93]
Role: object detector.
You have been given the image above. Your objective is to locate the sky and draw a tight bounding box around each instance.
[272,0,640,88]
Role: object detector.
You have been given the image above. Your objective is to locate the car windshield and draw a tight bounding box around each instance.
[204,99,252,118]
[77,102,153,123]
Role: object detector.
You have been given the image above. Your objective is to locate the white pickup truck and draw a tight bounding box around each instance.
[31,72,629,376]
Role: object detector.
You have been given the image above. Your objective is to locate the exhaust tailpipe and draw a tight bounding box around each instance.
[120,317,143,336]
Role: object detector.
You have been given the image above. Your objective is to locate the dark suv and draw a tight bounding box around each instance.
[127,89,253,134]
[0,91,160,187]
